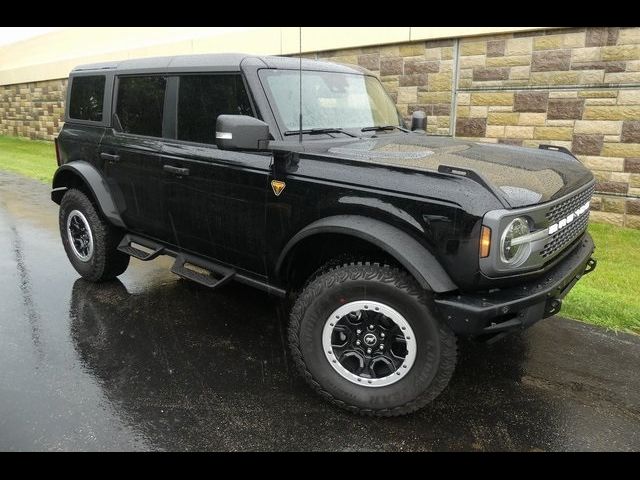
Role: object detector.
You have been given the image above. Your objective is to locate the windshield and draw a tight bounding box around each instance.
[259,69,401,132]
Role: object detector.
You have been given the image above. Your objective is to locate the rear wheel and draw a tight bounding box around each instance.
[59,188,129,282]
[288,262,457,416]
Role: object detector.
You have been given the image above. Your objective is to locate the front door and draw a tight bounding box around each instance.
[161,73,271,275]
[162,145,271,275]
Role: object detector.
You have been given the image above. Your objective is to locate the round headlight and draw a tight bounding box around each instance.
[500,217,530,264]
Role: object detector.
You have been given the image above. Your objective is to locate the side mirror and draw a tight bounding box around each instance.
[216,115,270,151]
[410,110,427,132]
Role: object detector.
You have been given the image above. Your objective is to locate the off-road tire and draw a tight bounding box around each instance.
[59,188,130,282]
[289,262,457,417]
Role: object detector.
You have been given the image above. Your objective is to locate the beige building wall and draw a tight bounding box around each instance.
[0,27,547,86]
[1,26,639,228]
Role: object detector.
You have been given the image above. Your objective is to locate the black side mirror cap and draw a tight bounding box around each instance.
[411,110,427,132]
[216,115,271,151]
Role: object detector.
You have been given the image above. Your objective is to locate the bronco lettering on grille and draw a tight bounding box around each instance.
[548,201,590,235]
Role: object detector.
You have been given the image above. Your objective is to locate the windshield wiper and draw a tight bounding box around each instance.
[361,125,410,133]
[283,128,357,138]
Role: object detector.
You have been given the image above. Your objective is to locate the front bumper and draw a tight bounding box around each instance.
[434,233,596,337]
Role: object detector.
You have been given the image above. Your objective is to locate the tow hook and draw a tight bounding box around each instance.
[583,258,597,275]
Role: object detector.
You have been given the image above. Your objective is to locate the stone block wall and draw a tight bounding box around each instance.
[1,27,640,227]
[0,79,66,141]
[453,27,640,228]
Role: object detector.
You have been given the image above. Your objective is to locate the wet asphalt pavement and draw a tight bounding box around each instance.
[0,170,639,451]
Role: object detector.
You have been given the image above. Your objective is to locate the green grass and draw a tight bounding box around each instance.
[0,134,638,333]
[0,135,57,183]
[562,223,640,334]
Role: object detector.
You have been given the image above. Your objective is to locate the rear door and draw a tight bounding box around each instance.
[100,75,170,242]
[160,73,271,275]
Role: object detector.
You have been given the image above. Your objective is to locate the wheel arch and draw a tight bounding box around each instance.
[52,161,125,228]
[276,215,457,293]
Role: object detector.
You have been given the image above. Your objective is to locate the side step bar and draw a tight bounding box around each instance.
[170,254,235,289]
[116,233,284,296]
[118,234,165,261]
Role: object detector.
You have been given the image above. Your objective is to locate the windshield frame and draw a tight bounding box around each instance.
[257,68,403,140]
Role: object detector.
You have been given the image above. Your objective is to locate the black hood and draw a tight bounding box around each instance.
[307,134,594,208]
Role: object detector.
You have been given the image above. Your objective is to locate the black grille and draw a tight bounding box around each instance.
[540,184,594,259]
[546,185,594,223]
[540,209,590,258]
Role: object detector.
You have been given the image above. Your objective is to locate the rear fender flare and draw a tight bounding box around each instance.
[51,161,125,228]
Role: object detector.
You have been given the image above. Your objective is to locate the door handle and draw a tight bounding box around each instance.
[100,152,120,163]
[163,165,190,176]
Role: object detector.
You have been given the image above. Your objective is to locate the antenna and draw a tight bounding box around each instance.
[299,27,302,144]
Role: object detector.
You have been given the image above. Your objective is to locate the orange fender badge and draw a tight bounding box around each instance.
[271,180,286,196]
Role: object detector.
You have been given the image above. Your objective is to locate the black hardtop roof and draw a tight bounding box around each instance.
[71,53,369,75]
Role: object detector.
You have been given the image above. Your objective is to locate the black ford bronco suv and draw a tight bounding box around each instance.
[52,53,597,416]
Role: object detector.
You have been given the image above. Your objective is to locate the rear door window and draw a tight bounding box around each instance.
[116,76,166,137]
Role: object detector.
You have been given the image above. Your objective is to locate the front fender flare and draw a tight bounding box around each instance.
[276,215,458,293]
[51,161,125,228]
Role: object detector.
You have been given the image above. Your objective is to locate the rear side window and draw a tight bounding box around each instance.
[177,75,253,144]
[69,75,105,122]
[116,76,166,137]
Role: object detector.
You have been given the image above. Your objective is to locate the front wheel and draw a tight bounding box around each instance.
[288,262,457,416]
